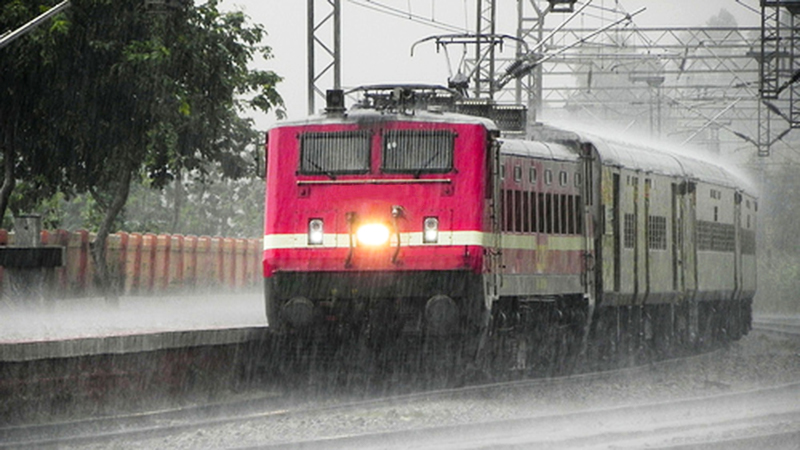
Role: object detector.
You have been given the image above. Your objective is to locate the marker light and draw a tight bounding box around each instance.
[423,217,439,243]
[308,219,324,245]
[356,223,391,246]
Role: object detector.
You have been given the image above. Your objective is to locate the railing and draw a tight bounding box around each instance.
[0,230,262,298]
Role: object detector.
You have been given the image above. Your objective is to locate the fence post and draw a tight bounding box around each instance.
[197,236,214,291]
[183,235,198,291]
[67,230,90,296]
[169,234,184,291]
[141,234,157,294]
[106,232,128,295]
[124,233,142,295]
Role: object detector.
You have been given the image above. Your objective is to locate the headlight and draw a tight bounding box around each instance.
[423,216,439,243]
[308,218,324,245]
[356,223,391,246]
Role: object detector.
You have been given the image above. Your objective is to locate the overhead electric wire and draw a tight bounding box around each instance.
[345,0,469,34]
[584,2,634,17]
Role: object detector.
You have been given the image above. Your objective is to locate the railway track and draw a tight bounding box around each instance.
[245,381,800,450]
[752,315,800,338]
[2,316,798,449]
[0,342,723,449]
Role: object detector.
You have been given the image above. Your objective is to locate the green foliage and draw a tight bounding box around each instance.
[122,169,266,238]
[705,9,738,28]
[1,0,282,293]
[1,0,283,231]
[27,168,265,238]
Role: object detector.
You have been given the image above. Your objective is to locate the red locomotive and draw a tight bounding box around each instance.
[263,85,755,366]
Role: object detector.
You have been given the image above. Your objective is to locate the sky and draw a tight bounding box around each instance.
[218,0,763,129]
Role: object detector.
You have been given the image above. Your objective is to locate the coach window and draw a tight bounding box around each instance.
[574,172,582,187]
[567,196,575,234]
[503,189,514,231]
[522,192,532,233]
[514,165,522,182]
[537,193,547,233]
[624,214,636,248]
[514,190,524,231]
[382,129,454,174]
[501,165,506,180]
[545,169,553,185]
[530,167,537,184]
[559,171,568,187]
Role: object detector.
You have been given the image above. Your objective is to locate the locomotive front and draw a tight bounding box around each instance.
[263,89,496,339]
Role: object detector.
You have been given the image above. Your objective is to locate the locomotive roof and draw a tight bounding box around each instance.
[530,123,756,194]
[269,107,499,131]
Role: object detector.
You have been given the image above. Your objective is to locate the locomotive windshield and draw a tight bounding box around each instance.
[382,130,454,174]
[299,130,371,175]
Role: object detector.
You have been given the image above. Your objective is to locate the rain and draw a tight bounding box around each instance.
[1,1,800,449]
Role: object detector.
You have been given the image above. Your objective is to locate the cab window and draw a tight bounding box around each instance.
[382,130,455,174]
[299,130,371,175]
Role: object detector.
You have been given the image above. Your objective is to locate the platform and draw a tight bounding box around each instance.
[0,292,268,361]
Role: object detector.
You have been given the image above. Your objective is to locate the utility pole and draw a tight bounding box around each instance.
[475,0,497,99]
[515,0,548,124]
[758,1,800,157]
[307,0,341,115]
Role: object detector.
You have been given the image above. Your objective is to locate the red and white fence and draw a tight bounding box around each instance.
[0,230,262,297]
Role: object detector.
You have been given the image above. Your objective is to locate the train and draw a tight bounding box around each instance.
[262,84,756,368]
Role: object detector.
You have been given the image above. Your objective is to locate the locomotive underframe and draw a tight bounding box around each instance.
[264,270,487,339]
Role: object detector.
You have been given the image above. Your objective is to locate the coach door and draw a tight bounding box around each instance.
[675,180,699,341]
[581,143,600,311]
[613,173,622,294]
[673,181,698,296]
[485,135,502,307]
[671,182,683,294]
[733,191,743,301]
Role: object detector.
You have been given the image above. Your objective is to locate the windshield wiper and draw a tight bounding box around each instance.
[414,150,448,178]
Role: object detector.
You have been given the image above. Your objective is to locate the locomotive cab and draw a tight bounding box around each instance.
[262,86,497,341]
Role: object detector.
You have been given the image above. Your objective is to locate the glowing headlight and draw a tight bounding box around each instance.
[423,217,439,243]
[308,218,324,245]
[356,223,391,246]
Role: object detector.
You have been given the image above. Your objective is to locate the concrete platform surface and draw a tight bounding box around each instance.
[0,292,268,361]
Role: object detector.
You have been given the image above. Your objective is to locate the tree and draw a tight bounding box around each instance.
[1,0,283,295]
[706,9,738,28]
[0,1,69,227]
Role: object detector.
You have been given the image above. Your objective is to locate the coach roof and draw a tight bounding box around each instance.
[499,138,579,162]
[530,123,754,193]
